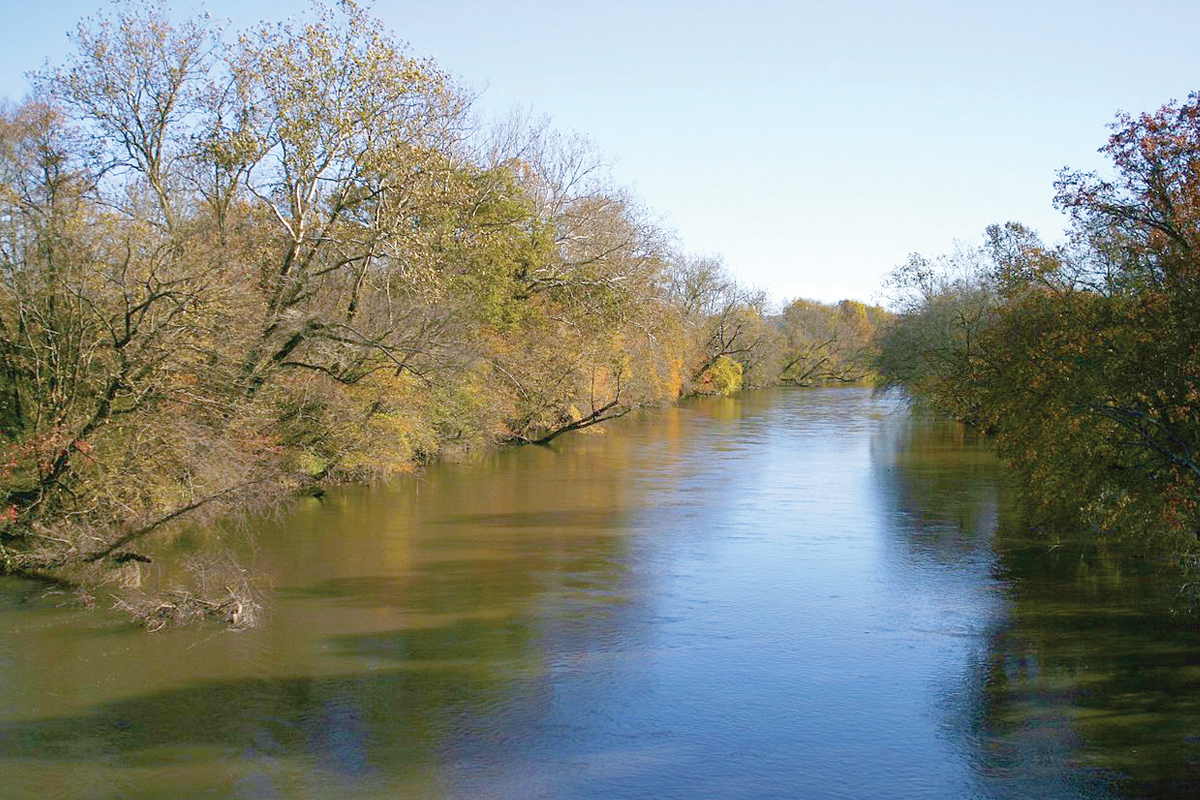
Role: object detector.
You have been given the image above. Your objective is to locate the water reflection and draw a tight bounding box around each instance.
[972,543,1200,799]
[875,405,1200,799]
[1,388,1198,798]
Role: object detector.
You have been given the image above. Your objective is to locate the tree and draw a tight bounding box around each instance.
[875,94,1200,548]
[777,298,886,385]
[1,1,481,619]
[479,116,685,441]
[873,247,998,424]
[1045,96,1200,539]
[665,253,772,393]
[218,2,471,398]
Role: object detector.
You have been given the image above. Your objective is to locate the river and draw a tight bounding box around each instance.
[1,387,1197,799]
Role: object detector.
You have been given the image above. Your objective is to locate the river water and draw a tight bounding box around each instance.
[1,387,1197,799]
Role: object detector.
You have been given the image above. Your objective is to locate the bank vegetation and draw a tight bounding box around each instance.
[0,1,887,624]
[873,94,1200,568]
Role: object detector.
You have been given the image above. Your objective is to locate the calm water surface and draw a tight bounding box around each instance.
[1,387,1197,798]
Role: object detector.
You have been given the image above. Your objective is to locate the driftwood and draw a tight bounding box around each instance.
[114,588,260,632]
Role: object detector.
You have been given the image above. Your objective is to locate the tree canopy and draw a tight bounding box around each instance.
[873,94,1200,556]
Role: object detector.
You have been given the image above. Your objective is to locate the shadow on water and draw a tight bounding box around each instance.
[969,547,1200,799]
[0,458,644,799]
[431,510,623,530]
[0,625,540,799]
[0,583,651,800]
[874,409,1200,799]
[0,502,595,797]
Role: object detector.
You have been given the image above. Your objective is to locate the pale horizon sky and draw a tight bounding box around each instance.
[3,0,1199,305]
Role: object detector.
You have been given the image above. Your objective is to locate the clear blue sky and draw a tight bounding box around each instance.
[4,0,1199,305]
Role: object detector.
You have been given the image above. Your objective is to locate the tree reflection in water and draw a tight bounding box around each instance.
[875,410,1200,798]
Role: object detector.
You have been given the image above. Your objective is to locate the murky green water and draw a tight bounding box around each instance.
[1,387,1197,799]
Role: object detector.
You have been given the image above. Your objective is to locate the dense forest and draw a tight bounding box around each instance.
[0,1,886,623]
[874,94,1200,566]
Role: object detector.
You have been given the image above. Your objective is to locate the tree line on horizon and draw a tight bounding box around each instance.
[0,0,887,624]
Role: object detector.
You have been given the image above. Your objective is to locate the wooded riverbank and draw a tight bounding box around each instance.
[7,1,1198,626]
[0,1,888,621]
[872,94,1200,575]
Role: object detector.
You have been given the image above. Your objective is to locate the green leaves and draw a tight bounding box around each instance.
[877,95,1200,549]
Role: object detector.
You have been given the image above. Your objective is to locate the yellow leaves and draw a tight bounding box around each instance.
[697,356,743,396]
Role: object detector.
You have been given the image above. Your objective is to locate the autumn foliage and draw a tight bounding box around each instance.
[875,94,1200,554]
[0,2,715,614]
[1,2,871,621]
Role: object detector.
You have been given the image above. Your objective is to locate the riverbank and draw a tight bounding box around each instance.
[2,3,892,619]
